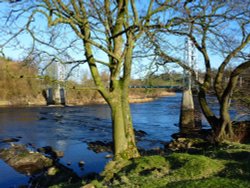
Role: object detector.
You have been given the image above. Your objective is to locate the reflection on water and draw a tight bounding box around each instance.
[0,159,29,187]
[0,93,182,187]
[131,94,181,148]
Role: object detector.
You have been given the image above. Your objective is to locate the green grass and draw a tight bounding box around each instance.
[89,142,250,188]
[91,153,225,188]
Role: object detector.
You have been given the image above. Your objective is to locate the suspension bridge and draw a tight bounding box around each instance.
[45,36,196,106]
[45,37,198,129]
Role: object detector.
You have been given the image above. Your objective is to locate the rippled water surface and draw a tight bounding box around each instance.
[0,93,182,187]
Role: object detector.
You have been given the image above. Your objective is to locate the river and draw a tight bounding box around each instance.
[0,93,182,187]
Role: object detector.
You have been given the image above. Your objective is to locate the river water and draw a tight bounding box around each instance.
[0,94,182,187]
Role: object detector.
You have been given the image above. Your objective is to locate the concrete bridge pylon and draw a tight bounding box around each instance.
[180,37,197,130]
[46,61,66,106]
[180,89,195,130]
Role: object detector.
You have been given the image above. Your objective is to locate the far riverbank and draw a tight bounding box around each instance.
[0,90,176,107]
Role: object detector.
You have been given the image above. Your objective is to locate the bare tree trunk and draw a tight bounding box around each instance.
[121,87,139,157]
[198,87,237,141]
[198,88,220,130]
[109,88,140,160]
[213,62,250,142]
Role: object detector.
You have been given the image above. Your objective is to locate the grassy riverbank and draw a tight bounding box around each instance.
[49,141,250,188]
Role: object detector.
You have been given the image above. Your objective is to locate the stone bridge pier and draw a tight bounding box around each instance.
[46,87,66,106]
[180,89,195,131]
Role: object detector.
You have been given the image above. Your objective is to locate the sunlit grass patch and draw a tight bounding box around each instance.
[94,153,225,188]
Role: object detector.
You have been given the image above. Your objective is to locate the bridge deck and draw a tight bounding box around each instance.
[129,85,184,89]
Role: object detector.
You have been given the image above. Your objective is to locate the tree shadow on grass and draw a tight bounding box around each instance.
[214,150,250,181]
[214,150,250,161]
[218,161,250,181]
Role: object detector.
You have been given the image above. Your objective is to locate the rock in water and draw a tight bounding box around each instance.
[47,167,59,176]
[0,145,80,187]
[0,138,19,143]
[78,160,85,167]
[105,154,113,159]
[0,145,53,175]
[37,146,64,159]
[31,162,80,187]
[135,130,148,137]
[87,141,113,153]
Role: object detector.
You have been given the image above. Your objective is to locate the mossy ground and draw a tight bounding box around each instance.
[90,142,250,188]
[49,142,250,188]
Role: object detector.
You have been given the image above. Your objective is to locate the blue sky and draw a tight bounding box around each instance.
[0,1,239,81]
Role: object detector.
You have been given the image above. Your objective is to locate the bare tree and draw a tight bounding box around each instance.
[0,0,180,159]
[150,0,250,142]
